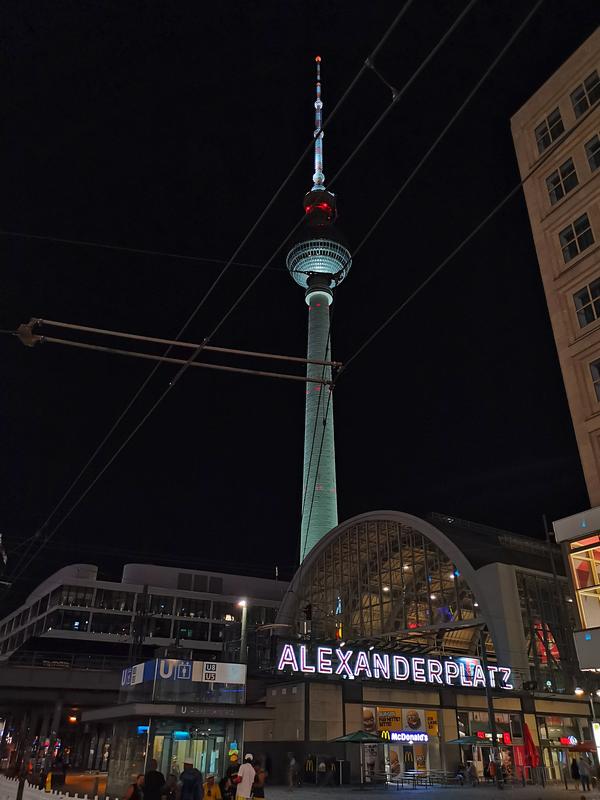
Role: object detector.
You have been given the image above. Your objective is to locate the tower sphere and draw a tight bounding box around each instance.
[286,189,352,297]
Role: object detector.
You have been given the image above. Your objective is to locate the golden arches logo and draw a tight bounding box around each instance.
[380,730,390,741]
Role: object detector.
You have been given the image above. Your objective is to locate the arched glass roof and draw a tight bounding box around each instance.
[277,512,489,655]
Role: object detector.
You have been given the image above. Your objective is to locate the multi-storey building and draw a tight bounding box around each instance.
[511,28,600,505]
[0,563,286,662]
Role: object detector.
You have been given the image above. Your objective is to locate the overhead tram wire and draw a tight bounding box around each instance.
[297,0,545,566]
[353,0,545,259]
[1,2,417,597]
[0,229,274,273]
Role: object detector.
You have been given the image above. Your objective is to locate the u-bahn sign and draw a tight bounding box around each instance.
[276,644,513,690]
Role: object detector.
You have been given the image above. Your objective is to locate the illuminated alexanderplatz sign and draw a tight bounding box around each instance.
[276,644,513,690]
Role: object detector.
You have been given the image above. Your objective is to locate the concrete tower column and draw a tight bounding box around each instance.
[301,289,337,560]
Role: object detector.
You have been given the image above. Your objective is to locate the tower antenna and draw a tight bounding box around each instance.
[313,56,325,191]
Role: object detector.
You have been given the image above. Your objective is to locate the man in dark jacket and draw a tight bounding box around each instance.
[179,762,203,800]
[145,760,165,800]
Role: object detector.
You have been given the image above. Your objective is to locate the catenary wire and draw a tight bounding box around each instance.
[353,0,545,257]
[0,229,278,272]
[2,2,416,595]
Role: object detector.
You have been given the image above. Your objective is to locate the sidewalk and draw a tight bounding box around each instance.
[263,785,600,800]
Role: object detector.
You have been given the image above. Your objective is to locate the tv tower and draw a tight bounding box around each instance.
[286,57,352,561]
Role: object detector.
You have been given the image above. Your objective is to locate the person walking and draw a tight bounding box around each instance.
[578,756,591,791]
[125,775,144,800]
[145,759,165,800]
[571,757,580,785]
[286,753,298,790]
[202,775,222,800]
[179,762,203,800]
[235,755,255,800]
[252,762,267,799]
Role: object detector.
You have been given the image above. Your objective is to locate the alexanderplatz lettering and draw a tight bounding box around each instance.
[276,644,513,690]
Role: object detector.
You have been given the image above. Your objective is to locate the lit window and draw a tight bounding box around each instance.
[585,134,600,173]
[590,359,600,402]
[546,157,578,205]
[569,544,600,628]
[573,278,600,328]
[534,108,565,154]
[559,213,594,263]
[570,70,600,119]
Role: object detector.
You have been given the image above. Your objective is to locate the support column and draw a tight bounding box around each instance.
[300,288,337,561]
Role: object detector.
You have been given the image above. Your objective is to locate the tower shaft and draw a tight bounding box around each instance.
[301,290,337,560]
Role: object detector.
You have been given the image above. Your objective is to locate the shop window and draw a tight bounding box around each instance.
[176,597,211,619]
[148,595,173,615]
[175,620,209,641]
[90,613,132,636]
[94,589,135,612]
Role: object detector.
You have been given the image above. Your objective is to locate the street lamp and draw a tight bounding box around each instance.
[238,600,248,664]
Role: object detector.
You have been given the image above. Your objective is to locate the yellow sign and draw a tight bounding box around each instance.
[380,729,391,740]
[426,711,439,737]
[377,707,404,731]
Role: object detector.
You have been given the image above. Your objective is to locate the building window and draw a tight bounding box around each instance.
[535,108,565,154]
[193,574,208,592]
[585,134,600,173]
[176,597,212,619]
[90,613,132,636]
[175,620,209,641]
[559,213,594,263]
[569,537,600,628]
[177,573,193,591]
[208,576,223,594]
[147,617,172,638]
[571,70,600,119]
[148,595,173,615]
[574,279,600,328]
[591,359,600,401]
[546,158,578,205]
[94,589,134,612]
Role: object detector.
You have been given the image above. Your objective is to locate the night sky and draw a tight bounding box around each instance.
[1,1,598,609]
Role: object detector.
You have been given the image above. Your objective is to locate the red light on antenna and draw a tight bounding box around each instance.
[315,56,322,63]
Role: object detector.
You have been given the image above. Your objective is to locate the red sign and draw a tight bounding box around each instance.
[503,732,512,745]
[476,731,486,739]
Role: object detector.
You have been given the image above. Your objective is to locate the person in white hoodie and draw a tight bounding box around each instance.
[235,755,256,800]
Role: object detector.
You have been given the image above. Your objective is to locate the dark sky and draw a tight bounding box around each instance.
[1,1,598,609]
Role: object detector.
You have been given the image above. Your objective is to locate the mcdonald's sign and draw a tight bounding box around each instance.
[380,730,390,741]
[379,730,429,743]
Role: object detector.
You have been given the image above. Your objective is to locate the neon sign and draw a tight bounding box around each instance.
[560,736,578,746]
[381,730,429,742]
[276,644,513,690]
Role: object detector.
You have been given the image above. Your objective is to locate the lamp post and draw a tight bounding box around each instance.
[238,600,248,664]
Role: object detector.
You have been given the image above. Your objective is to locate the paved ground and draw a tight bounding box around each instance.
[263,786,600,800]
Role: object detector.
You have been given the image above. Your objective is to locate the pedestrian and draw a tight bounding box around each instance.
[571,758,580,783]
[455,764,465,786]
[235,754,256,800]
[125,774,145,800]
[145,759,166,800]
[252,761,267,799]
[467,762,478,787]
[202,775,222,800]
[286,753,298,790]
[578,757,591,791]
[179,762,203,800]
[164,774,178,800]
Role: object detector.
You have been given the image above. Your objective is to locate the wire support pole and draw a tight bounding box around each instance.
[26,335,334,386]
[28,318,342,368]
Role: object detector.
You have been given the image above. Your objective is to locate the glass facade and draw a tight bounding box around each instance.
[291,519,479,647]
[516,571,578,692]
